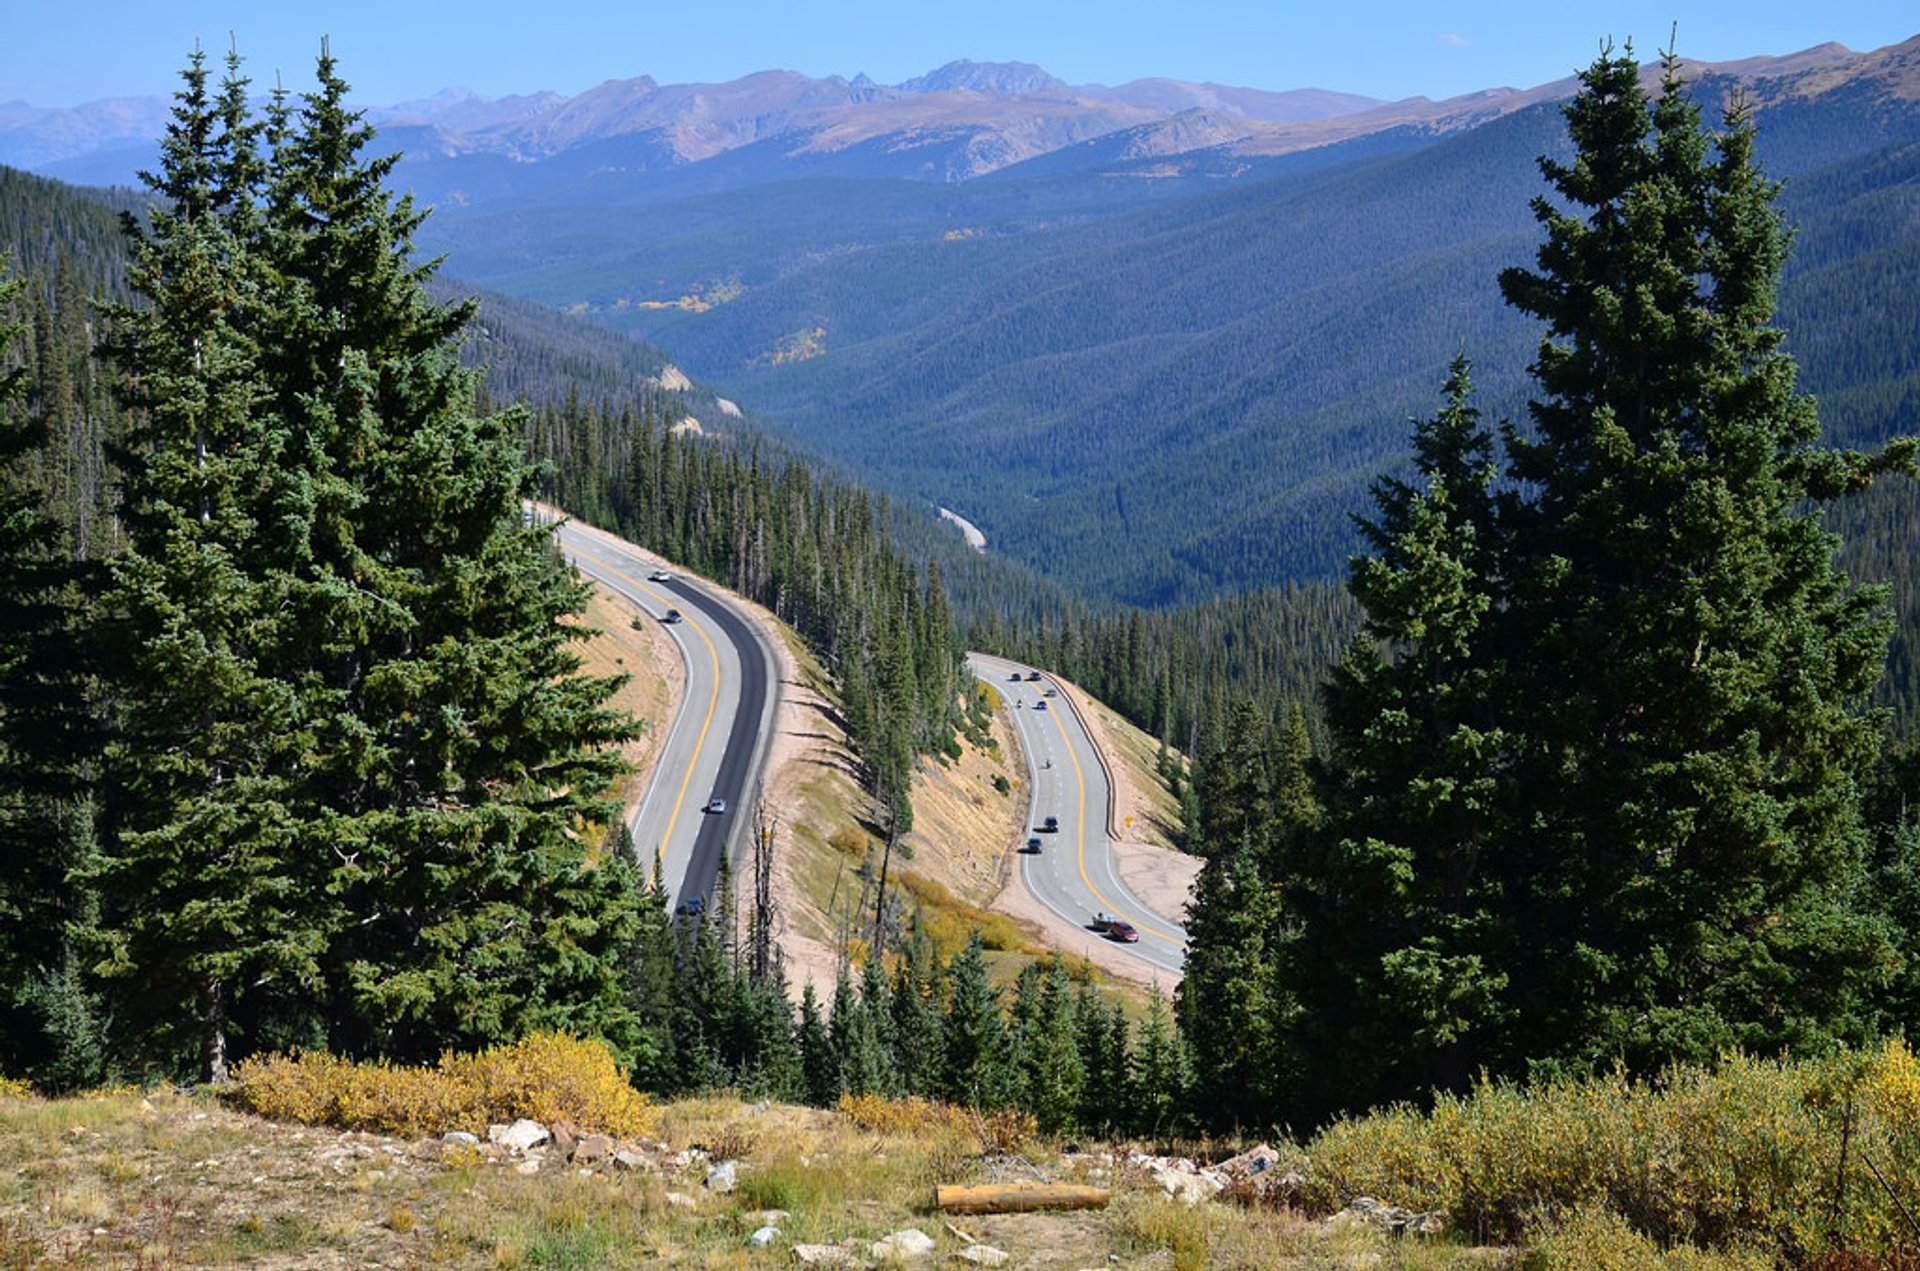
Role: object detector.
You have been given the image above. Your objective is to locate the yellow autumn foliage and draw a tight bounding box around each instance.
[231,1031,655,1140]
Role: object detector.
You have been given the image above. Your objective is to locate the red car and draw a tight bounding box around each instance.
[1108,920,1140,943]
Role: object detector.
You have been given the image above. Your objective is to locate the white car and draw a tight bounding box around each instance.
[706,796,727,815]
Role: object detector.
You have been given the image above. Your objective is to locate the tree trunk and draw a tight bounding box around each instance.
[934,1183,1109,1214]
[202,976,228,1084]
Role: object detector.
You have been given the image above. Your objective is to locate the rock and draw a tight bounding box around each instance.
[1157,1166,1224,1205]
[573,1133,614,1164]
[1217,1144,1280,1179]
[514,1159,542,1176]
[610,1148,652,1172]
[951,1247,1009,1266]
[705,1159,737,1192]
[793,1244,857,1266]
[666,1190,697,1209]
[551,1123,578,1157]
[489,1119,550,1152]
[1329,1197,1446,1237]
[441,1130,479,1146]
[1223,1167,1306,1209]
[748,1099,772,1115]
[871,1227,937,1260]
[750,1225,781,1247]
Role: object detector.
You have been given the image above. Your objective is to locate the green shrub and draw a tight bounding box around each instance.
[1300,1040,1920,1261]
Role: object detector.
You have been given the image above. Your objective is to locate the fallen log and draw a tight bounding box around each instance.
[934,1182,1110,1214]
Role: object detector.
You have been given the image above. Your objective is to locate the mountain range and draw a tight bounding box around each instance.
[7,39,1919,605]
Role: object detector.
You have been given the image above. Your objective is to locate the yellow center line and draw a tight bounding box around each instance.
[566,540,722,873]
[1037,678,1185,950]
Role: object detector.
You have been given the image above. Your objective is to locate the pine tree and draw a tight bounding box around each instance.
[91,50,327,1081]
[1132,988,1189,1138]
[1290,356,1511,1116]
[797,981,837,1106]
[0,256,105,1090]
[91,46,644,1078]
[1491,46,1912,1074]
[940,933,1009,1109]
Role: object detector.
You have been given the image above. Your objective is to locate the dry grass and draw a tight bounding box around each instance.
[3,1080,1829,1269]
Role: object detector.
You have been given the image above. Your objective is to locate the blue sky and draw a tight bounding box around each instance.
[6,1,1917,109]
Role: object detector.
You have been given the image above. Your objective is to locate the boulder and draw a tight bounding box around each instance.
[950,1246,1009,1266]
[705,1159,737,1192]
[610,1148,652,1172]
[666,1190,697,1209]
[750,1225,781,1247]
[1157,1167,1224,1205]
[573,1133,614,1164]
[1217,1144,1280,1179]
[792,1244,858,1266]
[1329,1196,1447,1237]
[871,1227,937,1260]
[489,1119,550,1152]
[441,1130,479,1146]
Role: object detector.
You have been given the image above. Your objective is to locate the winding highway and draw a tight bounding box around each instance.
[968,653,1188,975]
[550,518,777,916]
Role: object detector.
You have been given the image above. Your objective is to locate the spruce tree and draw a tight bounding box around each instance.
[1291,356,1510,1116]
[940,933,1009,1108]
[92,50,326,1081]
[1493,46,1912,1074]
[92,46,643,1077]
[0,257,105,1089]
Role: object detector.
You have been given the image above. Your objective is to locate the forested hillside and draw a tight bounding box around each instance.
[417,47,1920,607]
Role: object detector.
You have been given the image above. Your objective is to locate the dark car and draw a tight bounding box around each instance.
[1042,815,1059,833]
[1025,837,1043,853]
[1034,700,1048,711]
[1108,920,1140,943]
[663,608,683,624]
[675,896,705,917]
[1026,671,1042,682]
[1009,671,1023,681]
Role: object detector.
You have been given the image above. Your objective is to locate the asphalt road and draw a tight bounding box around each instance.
[552,519,776,915]
[968,653,1188,975]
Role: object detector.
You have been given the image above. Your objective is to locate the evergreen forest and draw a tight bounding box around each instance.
[4,37,1920,1171]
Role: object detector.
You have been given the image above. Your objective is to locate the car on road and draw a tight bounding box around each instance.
[1042,815,1059,833]
[675,896,705,917]
[1025,837,1043,853]
[705,796,727,814]
[1091,911,1116,932]
[663,608,683,623]
[1107,920,1140,943]
[1043,688,1057,697]
[650,569,672,582]
[1034,700,1048,711]
[1026,671,1042,682]
[1009,671,1023,681]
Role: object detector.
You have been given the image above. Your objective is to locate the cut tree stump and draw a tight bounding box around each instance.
[934,1183,1110,1214]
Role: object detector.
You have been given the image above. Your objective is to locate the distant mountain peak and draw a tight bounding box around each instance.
[897,60,1067,96]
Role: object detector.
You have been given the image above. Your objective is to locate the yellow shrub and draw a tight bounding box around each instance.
[837,1092,1034,1152]
[1301,1041,1920,1261]
[0,1075,33,1100]
[231,1032,655,1140]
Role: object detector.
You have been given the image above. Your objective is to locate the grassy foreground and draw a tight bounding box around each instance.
[13,1035,1920,1267]
[0,1085,1419,1270]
